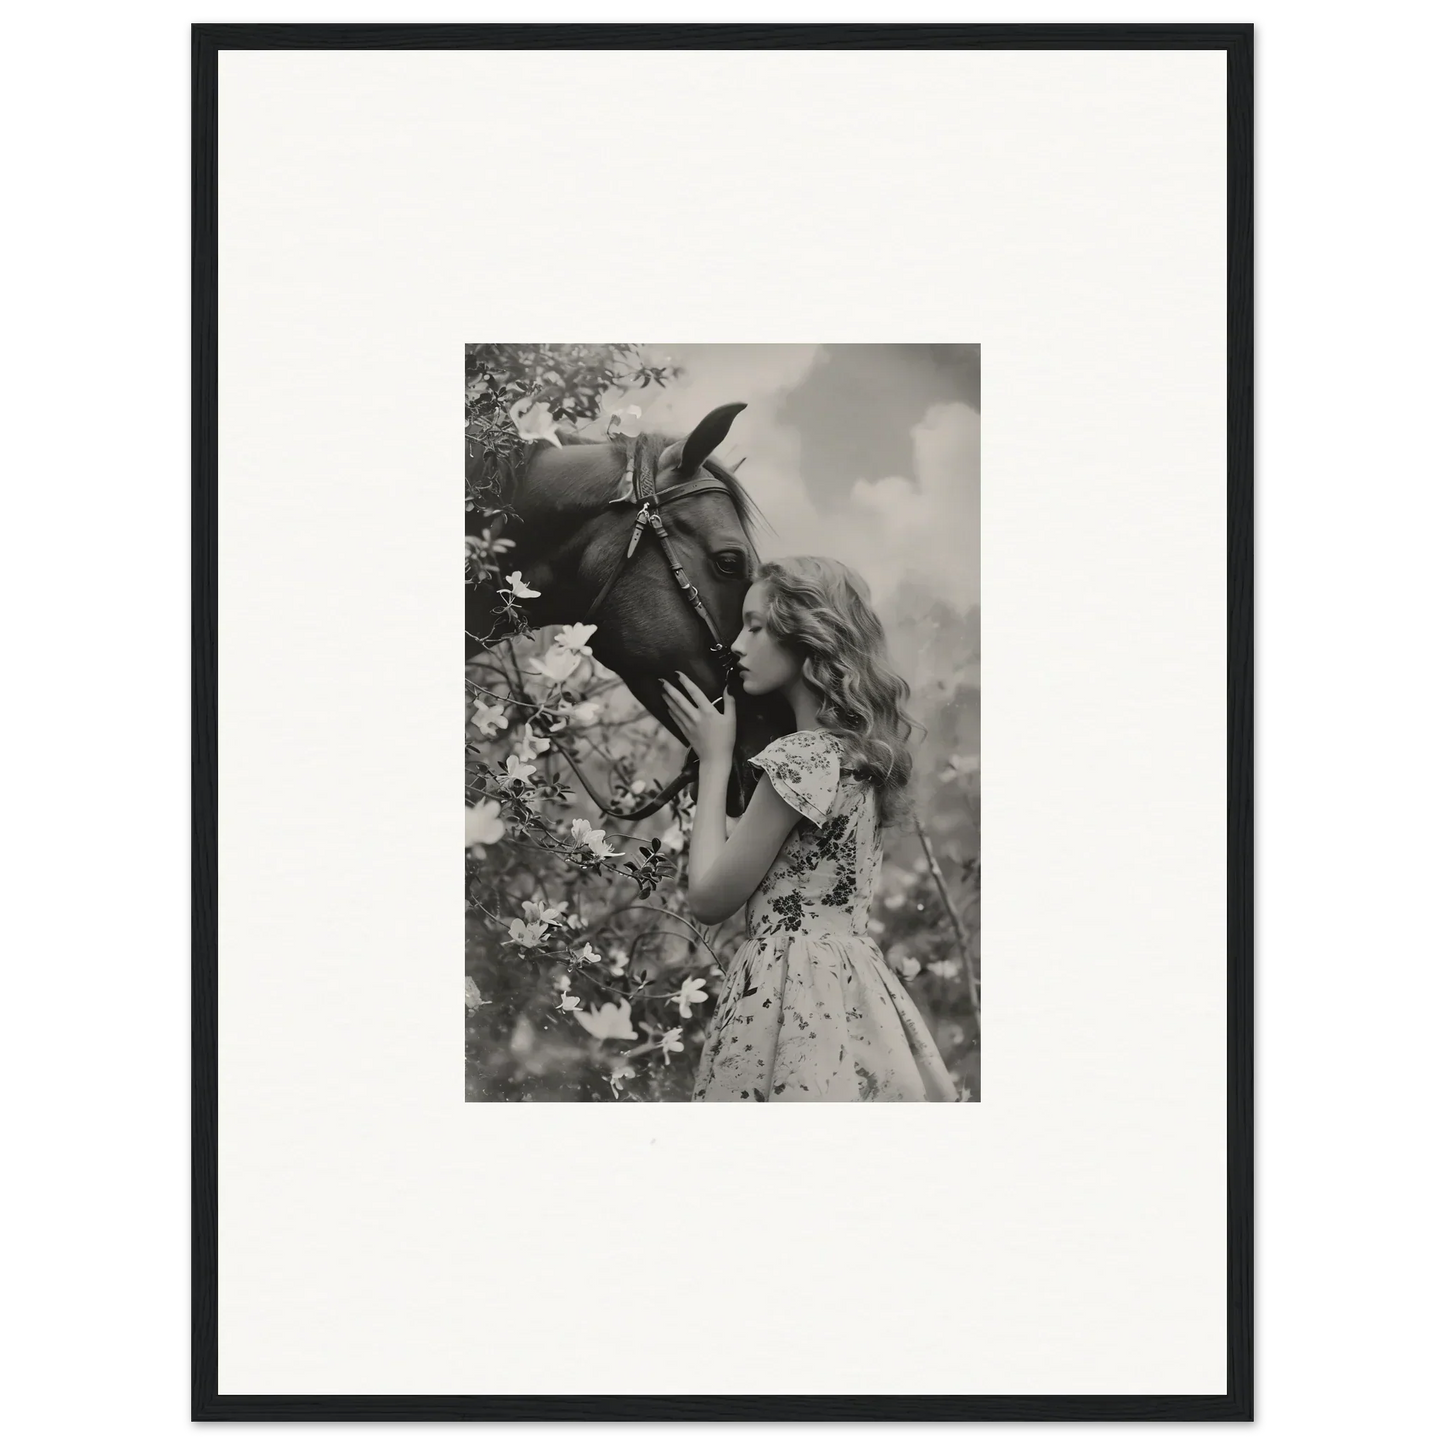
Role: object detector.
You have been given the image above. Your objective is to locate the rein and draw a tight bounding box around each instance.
[553,739,699,823]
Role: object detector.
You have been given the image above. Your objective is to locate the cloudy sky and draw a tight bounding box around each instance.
[612,344,981,618]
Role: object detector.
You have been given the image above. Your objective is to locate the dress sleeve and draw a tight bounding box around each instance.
[749,732,841,827]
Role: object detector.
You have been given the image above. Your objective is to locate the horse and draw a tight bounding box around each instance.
[466,402,792,815]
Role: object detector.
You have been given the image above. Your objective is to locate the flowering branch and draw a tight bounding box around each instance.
[466,344,716,1102]
[912,818,980,1019]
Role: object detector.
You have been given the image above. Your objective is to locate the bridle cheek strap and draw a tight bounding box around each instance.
[583,436,735,665]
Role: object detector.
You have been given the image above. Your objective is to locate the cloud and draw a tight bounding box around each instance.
[617,346,980,615]
[832,401,981,612]
[621,342,825,551]
[629,344,820,466]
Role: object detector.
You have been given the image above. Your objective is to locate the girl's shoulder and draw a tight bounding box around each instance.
[751,729,876,782]
[767,729,872,779]
[749,730,845,827]
[751,729,844,767]
[781,728,845,751]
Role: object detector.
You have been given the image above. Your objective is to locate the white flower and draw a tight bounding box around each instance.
[464,976,484,1013]
[574,943,603,965]
[508,396,563,448]
[896,955,922,982]
[508,919,548,949]
[553,623,597,656]
[469,526,514,557]
[928,959,962,981]
[514,723,551,760]
[628,778,650,797]
[567,913,584,930]
[556,974,581,1012]
[659,1027,684,1054]
[883,891,906,911]
[607,1062,637,1096]
[867,917,886,937]
[470,700,509,738]
[569,817,622,859]
[608,403,644,438]
[574,1000,638,1041]
[503,755,537,784]
[501,570,541,599]
[670,976,708,1019]
[526,645,583,684]
[584,831,623,860]
[465,798,505,853]
[607,947,629,977]
[565,700,602,728]
[522,899,566,930]
[660,822,687,853]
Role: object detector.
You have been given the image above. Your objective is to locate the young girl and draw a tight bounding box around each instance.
[661,556,958,1102]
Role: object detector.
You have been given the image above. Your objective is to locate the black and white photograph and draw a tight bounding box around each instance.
[465,345,982,1101]
[182,22,1260,1419]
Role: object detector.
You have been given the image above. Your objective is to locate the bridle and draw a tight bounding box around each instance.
[582,435,739,675]
[560,434,746,821]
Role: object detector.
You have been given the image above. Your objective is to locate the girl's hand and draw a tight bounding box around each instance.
[660,675,736,765]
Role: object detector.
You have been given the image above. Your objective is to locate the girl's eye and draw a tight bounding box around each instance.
[712,551,746,578]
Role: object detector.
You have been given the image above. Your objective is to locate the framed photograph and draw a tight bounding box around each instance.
[462,344,981,1107]
[195,22,1251,1421]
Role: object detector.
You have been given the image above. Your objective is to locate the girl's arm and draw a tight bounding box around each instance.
[661,677,804,926]
[689,761,802,925]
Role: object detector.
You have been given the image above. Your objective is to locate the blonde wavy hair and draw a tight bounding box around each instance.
[754,556,918,826]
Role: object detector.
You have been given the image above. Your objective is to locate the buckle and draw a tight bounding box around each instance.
[625,505,650,558]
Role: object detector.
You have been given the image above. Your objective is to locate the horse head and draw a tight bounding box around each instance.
[467,402,792,811]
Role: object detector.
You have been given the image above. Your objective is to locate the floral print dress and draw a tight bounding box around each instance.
[693,731,958,1102]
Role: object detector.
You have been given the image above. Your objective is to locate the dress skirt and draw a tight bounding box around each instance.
[692,931,958,1102]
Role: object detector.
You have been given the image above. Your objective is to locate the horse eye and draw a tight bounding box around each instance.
[712,551,746,578]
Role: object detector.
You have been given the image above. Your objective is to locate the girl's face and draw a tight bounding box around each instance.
[731,583,802,696]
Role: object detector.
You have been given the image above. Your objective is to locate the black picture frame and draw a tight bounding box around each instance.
[193,22,1252,1423]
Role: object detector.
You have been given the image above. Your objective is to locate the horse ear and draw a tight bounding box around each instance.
[675,402,747,478]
